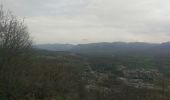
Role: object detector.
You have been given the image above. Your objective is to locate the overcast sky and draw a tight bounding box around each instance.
[1,0,170,44]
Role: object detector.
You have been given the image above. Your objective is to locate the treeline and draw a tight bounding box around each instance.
[1,5,170,100]
[0,6,86,100]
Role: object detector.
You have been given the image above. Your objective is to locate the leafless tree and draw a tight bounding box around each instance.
[0,5,32,69]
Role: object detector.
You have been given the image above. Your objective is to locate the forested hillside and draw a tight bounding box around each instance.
[1,4,170,100]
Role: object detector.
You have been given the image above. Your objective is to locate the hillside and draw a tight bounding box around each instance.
[35,43,75,51]
[35,42,170,56]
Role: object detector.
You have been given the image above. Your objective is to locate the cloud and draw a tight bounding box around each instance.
[1,0,170,44]
[2,0,90,16]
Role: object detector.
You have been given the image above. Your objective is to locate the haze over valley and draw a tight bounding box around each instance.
[1,0,170,100]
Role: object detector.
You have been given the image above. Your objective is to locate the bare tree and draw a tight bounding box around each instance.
[0,5,32,99]
[0,5,32,69]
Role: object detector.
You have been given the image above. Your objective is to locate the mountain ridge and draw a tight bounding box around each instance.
[35,42,170,55]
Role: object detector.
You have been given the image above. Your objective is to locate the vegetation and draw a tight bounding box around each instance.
[0,6,85,100]
[1,5,170,100]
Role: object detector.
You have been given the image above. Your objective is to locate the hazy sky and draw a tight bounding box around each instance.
[1,0,170,44]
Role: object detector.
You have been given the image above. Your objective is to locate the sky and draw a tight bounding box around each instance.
[1,0,170,44]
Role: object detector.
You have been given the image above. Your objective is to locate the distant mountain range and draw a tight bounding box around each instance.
[34,43,75,51]
[35,42,170,56]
